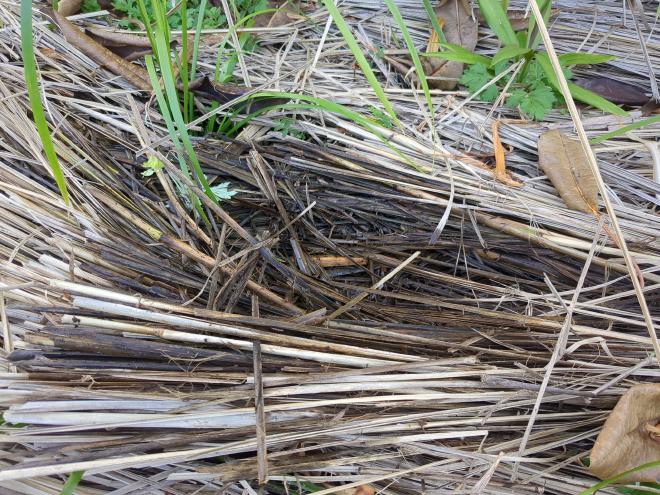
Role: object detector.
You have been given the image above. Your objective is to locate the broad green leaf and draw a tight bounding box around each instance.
[520,84,556,120]
[491,45,531,67]
[460,63,499,102]
[558,52,616,66]
[423,43,491,65]
[385,0,433,115]
[536,53,628,116]
[477,0,518,46]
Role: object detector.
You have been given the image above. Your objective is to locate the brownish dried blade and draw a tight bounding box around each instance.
[85,26,153,47]
[590,384,660,483]
[640,98,660,116]
[577,77,649,106]
[188,76,288,113]
[52,9,152,91]
[57,0,82,17]
[85,26,158,62]
[424,0,477,90]
[538,130,598,214]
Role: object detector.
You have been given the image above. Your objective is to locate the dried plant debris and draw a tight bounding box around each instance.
[590,384,660,482]
[1,1,660,494]
[538,130,598,214]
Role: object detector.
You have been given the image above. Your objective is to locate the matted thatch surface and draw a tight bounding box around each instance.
[0,0,659,493]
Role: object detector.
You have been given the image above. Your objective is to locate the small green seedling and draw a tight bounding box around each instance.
[210,181,237,201]
[141,155,164,177]
[111,0,225,30]
[274,117,306,139]
[423,0,627,120]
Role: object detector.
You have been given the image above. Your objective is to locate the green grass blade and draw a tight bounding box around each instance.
[226,91,423,172]
[423,43,491,65]
[558,52,616,66]
[422,0,446,44]
[190,0,208,81]
[20,0,69,204]
[145,56,208,221]
[578,461,660,495]
[567,82,628,116]
[589,115,660,144]
[477,0,518,46]
[60,470,84,495]
[526,0,552,49]
[536,53,628,116]
[155,38,215,199]
[180,0,191,123]
[144,56,190,178]
[385,0,433,114]
[490,45,531,67]
[322,0,399,124]
[138,0,215,201]
[206,7,271,133]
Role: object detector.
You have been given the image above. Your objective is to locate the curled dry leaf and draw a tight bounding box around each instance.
[577,77,649,106]
[52,9,152,91]
[590,383,660,483]
[538,130,597,214]
[85,26,157,62]
[424,0,477,90]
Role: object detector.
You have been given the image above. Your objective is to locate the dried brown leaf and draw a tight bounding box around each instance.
[424,0,477,90]
[590,384,660,482]
[57,0,82,17]
[52,9,152,91]
[253,1,302,28]
[538,130,598,214]
[336,485,376,495]
[85,26,157,62]
[577,77,649,106]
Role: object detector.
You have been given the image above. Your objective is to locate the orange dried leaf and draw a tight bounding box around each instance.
[336,484,376,495]
[538,130,598,214]
[590,384,660,483]
[491,121,522,187]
